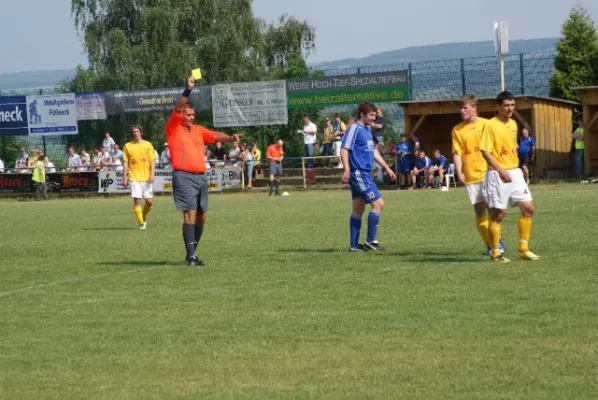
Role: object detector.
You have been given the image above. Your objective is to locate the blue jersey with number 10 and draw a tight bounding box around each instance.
[341,123,374,171]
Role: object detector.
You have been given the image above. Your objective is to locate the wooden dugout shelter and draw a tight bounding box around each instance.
[572,86,598,176]
[397,95,578,178]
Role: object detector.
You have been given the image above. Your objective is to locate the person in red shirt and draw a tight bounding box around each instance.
[165,74,241,266]
[266,140,284,196]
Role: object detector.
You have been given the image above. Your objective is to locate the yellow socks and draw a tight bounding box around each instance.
[489,221,502,258]
[475,216,491,247]
[134,206,144,225]
[518,215,532,252]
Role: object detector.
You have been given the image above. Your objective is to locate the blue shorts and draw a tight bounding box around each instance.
[397,157,412,173]
[350,170,381,204]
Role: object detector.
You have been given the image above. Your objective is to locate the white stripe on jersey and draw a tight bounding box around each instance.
[342,123,358,150]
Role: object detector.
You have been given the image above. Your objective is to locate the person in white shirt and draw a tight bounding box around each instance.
[103,131,116,153]
[160,143,171,168]
[66,147,82,172]
[80,147,91,170]
[0,157,4,172]
[301,115,317,168]
[44,158,56,173]
[110,155,123,171]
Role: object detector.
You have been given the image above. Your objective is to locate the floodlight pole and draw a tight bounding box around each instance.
[499,53,505,92]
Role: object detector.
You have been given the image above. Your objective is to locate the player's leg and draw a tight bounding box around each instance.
[173,171,203,265]
[509,168,539,260]
[410,169,417,189]
[355,172,384,251]
[131,182,145,227]
[438,169,445,187]
[485,170,510,263]
[141,182,153,226]
[274,164,282,195]
[473,200,492,251]
[349,196,366,251]
[269,161,275,196]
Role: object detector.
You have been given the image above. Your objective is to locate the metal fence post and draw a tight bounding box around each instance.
[519,53,525,94]
[460,58,466,95]
[408,62,413,100]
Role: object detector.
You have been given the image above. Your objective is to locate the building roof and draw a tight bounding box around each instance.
[398,94,579,107]
[571,86,598,91]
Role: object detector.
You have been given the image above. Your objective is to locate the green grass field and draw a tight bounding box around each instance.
[1,185,597,399]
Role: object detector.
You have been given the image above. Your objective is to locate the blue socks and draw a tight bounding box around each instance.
[366,211,380,244]
[349,215,361,249]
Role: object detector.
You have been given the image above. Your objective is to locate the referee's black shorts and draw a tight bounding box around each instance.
[172,170,209,211]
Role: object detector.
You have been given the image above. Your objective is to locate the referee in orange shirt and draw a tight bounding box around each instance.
[165,74,241,266]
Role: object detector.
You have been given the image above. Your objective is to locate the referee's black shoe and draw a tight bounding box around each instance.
[186,254,205,267]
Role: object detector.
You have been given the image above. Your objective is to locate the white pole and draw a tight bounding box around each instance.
[500,53,505,92]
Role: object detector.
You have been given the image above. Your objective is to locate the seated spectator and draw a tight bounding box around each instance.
[410,150,431,189]
[66,146,82,172]
[15,148,29,172]
[213,141,228,167]
[110,155,123,171]
[395,133,413,189]
[80,147,92,170]
[92,147,104,170]
[228,140,241,166]
[44,157,56,173]
[112,144,124,163]
[205,148,212,169]
[427,149,449,188]
[160,142,171,168]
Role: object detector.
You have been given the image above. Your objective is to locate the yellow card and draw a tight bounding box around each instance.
[191,68,202,80]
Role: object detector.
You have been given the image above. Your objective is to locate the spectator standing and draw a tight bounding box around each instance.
[371,107,386,144]
[572,117,584,179]
[0,157,4,172]
[66,147,82,172]
[103,131,116,153]
[240,142,254,189]
[267,140,284,196]
[518,128,536,184]
[15,149,29,172]
[160,143,171,168]
[332,114,347,168]
[301,115,317,168]
[322,119,334,167]
[32,155,47,201]
[396,134,413,188]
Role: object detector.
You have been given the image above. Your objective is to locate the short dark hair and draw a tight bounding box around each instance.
[130,124,143,135]
[357,102,374,118]
[304,114,310,119]
[496,91,515,104]
[184,102,195,110]
[38,155,45,162]
[334,113,340,118]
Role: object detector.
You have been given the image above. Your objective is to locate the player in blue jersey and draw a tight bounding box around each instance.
[396,133,413,189]
[427,149,449,188]
[341,102,396,252]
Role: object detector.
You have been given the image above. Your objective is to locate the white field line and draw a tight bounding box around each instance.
[0,265,173,298]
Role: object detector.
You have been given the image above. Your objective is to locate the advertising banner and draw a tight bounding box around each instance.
[98,167,241,193]
[26,93,78,135]
[212,80,288,127]
[286,70,410,108]
[104,86,212,115]
[76,92,107,120]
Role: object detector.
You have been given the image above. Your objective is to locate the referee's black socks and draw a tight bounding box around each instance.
[183,223,196,259]
[194,225,204,250]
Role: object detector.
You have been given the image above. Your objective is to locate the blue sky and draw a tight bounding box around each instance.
[1,0,597,74]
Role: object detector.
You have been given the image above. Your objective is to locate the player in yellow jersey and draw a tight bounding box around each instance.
[481,91,539,263]
[122,124,156,230]
[451,94,504,256]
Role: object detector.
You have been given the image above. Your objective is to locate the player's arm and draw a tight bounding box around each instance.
[148,146,156,183]
[201,127,242,145]
[531,138,536,161]
[374,149,396,181]
[122,161,129,188]
[340,148,350,183]
[451,129,467,184]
